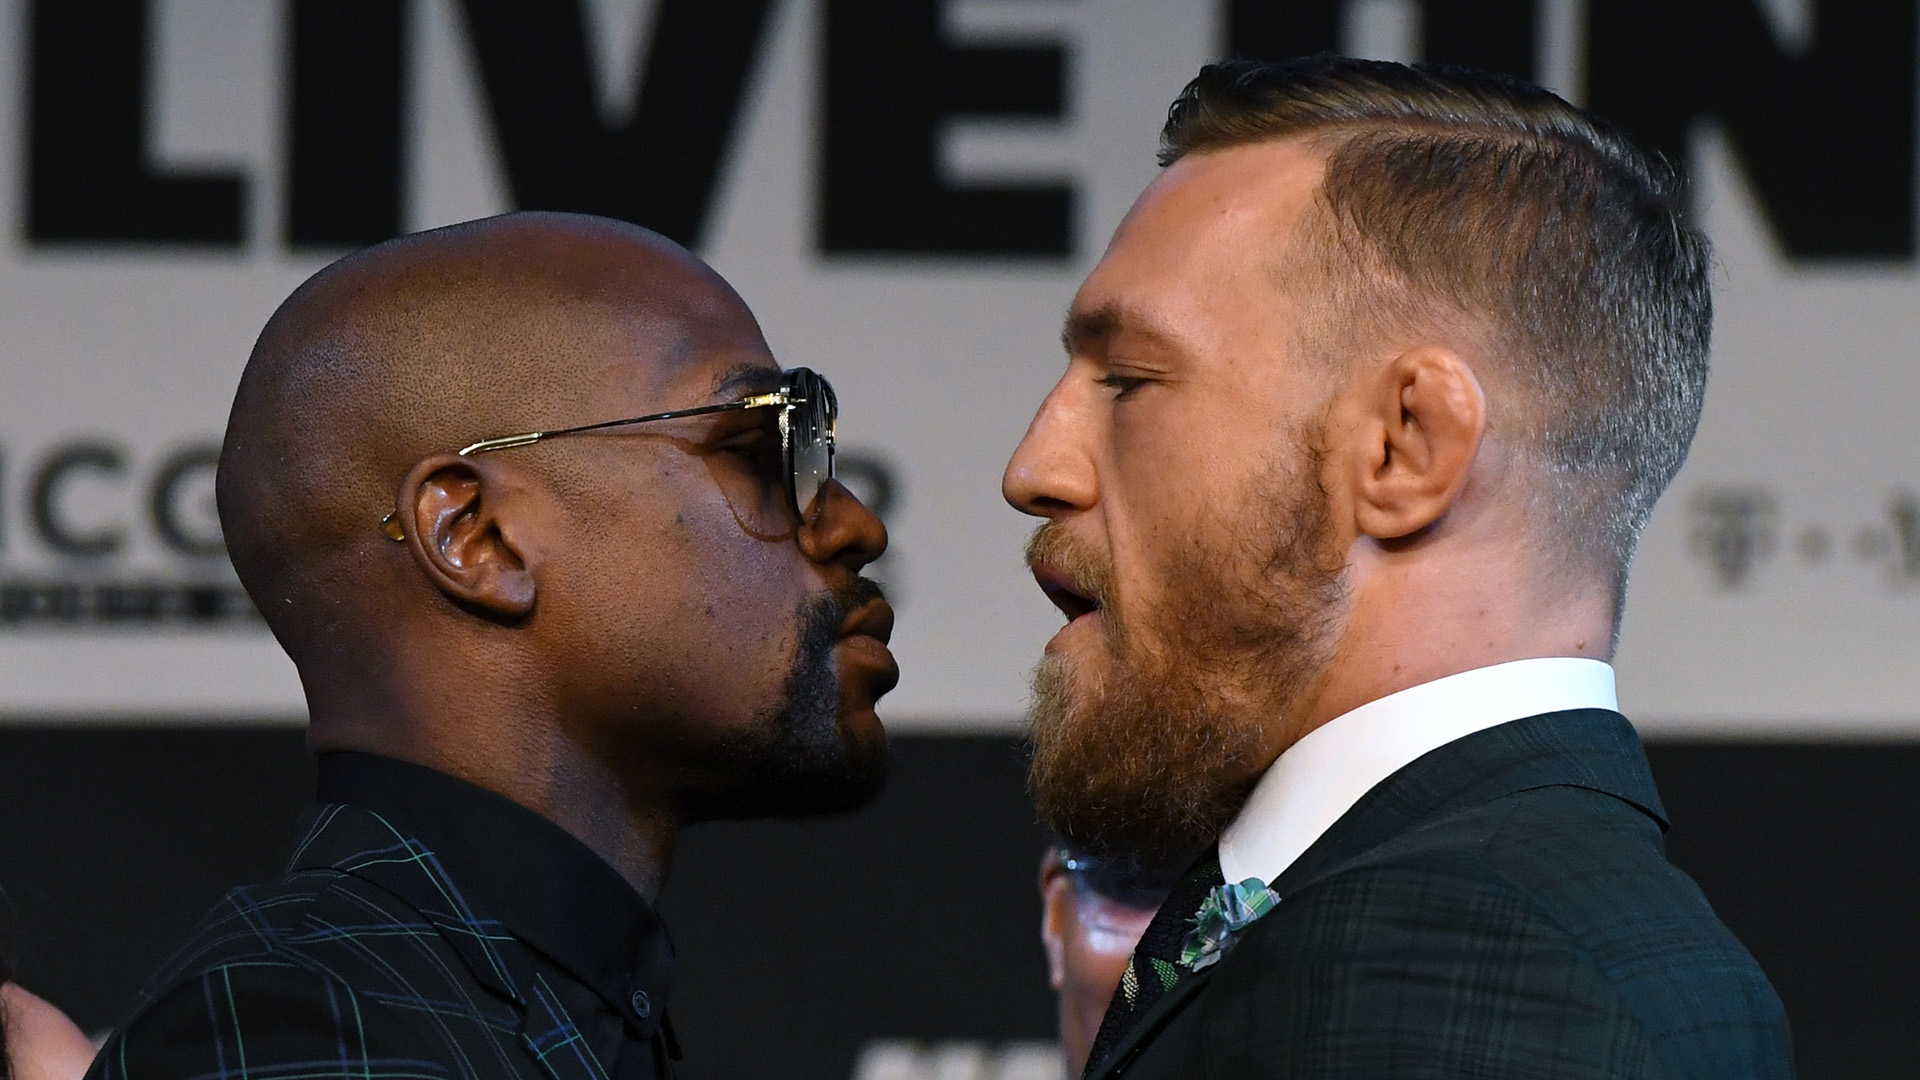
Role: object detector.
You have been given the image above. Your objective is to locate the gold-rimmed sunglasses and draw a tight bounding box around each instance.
[382,367,837,540]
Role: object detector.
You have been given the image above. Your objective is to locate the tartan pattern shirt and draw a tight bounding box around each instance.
[87,753,678,1080]
[1088,710,1795,1080]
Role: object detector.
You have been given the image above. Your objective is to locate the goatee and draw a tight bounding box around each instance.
[684,577,891,821]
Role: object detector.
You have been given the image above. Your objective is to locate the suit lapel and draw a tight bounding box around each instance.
[1086,965,1217,1080]
[1087,709,1664,1078]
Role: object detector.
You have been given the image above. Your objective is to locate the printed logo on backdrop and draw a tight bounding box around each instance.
[1688,486,1920,592]
[0,440,256,630]
[21,0,1916,261]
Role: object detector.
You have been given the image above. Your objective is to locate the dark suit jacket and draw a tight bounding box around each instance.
[1092,710,1794,1080]
[88,803,635,1080]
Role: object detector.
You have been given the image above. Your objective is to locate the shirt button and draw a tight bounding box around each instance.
[629,989,653,1019]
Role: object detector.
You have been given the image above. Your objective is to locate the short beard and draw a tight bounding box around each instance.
[1026,440,1347,878]
[683,578,890,821]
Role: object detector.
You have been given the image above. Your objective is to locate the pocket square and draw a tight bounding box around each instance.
[1180,877,1280,971]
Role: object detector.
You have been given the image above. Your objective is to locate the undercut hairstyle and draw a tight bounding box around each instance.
[1162,56,1712,610]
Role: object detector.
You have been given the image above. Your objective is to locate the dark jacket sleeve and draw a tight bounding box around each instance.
[87,962,460,1080]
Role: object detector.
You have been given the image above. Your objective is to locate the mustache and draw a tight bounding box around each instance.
[800,575,890,642]
[1025,523,1116,611]
[832,575,888,619]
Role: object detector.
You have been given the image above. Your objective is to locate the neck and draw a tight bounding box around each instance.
[1287,541,1614,750]
[308,695,679,904]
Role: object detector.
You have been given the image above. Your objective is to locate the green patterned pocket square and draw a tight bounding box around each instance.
[1180,877,1280,971]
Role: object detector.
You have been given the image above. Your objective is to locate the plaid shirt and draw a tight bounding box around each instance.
[88,787,671,1080]
[1089,710,1796,1080]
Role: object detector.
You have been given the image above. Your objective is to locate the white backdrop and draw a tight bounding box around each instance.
[1,0,1916,735]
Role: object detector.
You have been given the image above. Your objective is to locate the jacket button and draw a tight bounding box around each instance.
[630,989,653,1018]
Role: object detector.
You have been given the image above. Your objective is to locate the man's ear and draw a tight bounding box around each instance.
[391,454,538,618]
[1348,346,1487,541]
[1038,853,1070,990]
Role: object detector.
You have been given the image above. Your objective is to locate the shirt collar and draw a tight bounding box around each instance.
[315,751,673,1029]
[1217,658,1618,885]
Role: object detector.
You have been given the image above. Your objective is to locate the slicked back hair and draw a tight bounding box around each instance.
[1162,57,1712,613]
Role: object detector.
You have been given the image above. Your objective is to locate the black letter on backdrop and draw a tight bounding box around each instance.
[150,445,225,558]
[1588,0,1916,260]
[820,0,1071,257]
[31,443,127,558]
[1423,0,1534,79]
[1228,0,1534,80]
[286,0,407,248]
[27,0,246,245]
[458,0,775,248]
[1225,0,1341,59]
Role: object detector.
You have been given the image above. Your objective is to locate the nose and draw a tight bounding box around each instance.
[798,477,888,570]
[1003,379,1096,519]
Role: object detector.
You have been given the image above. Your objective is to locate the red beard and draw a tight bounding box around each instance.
[1025,443,1347,876]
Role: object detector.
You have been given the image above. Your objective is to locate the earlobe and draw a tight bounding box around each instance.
[392,455,538,619]
[1352,348,1487,541]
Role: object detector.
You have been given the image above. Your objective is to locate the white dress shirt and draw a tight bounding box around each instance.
[1216,657,1619,887]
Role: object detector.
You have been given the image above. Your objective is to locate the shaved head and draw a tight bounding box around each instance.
[216,212,897,868]
[220,212,758,664]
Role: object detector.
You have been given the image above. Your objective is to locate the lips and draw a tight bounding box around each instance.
[1031,562,1101,624]
[837,596,895,646]
[835,594,900,704]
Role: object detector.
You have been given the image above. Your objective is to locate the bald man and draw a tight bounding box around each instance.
[86,212,897,1080]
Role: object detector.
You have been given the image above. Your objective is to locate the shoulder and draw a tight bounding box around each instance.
[91,871,523,1080]
[88,955,474,1080]
[1193,786,1790,1078]
[130,867,422,991]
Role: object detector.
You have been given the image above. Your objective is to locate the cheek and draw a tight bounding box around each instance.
[555,479,814,714]
[655,502,811,675]
[1107,401,1283,574]
[1102,434,1222,613]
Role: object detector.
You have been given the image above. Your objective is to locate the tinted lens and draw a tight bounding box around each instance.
[786,368,835,517]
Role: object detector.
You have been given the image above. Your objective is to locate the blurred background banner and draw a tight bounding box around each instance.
[2,2,1918,1078]
[0,0,1916,731]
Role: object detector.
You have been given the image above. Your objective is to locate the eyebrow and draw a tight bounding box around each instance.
[1060,303,1186,357]
[710,363,783,400]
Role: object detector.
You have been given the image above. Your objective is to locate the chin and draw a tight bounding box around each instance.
[681,711,891,823]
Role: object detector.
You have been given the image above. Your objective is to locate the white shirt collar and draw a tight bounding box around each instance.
[1216,657,1618,886]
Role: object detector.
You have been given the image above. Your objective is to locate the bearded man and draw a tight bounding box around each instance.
[1004,58,1792,1080]
[89,211,897,1080]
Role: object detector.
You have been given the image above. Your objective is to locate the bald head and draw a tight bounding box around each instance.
[218,211,897,888]
[219,211,766,672]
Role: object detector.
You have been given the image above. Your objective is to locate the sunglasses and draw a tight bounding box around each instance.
[382,367,837,540]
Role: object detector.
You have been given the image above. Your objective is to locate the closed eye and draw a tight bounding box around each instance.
[707,419,785,476]
[713,426,777,452]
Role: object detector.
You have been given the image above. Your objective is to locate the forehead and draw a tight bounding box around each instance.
[575,275,782,410]
[1070,139,1329,345]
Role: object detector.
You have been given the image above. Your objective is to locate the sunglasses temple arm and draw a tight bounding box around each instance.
[458,397,790,457]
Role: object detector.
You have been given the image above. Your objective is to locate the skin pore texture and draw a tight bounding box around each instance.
[218,212,897,902]
[1003,137,1614,869]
